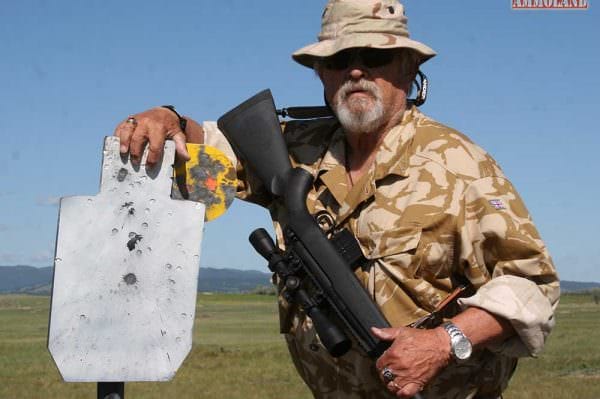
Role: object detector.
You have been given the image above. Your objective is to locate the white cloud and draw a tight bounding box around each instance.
[28,250,54,264]
[0,252,19,264]
[0,247,55,266]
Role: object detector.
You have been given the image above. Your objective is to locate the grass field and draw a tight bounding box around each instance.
[0,293,599,399]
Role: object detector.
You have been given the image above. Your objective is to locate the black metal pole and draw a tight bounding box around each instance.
[97,382,124,399]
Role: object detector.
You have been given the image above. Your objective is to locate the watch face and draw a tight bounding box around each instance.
[453,337,472,360]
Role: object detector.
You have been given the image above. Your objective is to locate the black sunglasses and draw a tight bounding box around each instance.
[322,48,396,70]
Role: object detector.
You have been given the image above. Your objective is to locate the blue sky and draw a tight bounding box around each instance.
[1,1,598,282]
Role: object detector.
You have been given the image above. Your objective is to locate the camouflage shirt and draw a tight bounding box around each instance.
[203,105,560,399]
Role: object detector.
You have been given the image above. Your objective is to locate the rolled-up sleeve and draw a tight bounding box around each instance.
[203,121,237,168]
[456,176,560,357]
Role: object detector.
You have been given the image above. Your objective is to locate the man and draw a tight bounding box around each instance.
[114,1,559,398]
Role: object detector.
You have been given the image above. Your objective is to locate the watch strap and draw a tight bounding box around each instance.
[161,105,188,133]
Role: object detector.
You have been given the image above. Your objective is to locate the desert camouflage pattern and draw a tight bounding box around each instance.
[292,0,436,69]
[202,107,559,398]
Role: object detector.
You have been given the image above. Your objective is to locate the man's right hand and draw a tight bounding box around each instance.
[113,107,202,167]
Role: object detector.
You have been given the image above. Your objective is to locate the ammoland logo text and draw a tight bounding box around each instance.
[512,0,588,8]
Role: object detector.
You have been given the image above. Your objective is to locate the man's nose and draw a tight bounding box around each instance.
[348,67,366,80]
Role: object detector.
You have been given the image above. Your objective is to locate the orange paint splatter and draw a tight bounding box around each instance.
[204,176,217,191]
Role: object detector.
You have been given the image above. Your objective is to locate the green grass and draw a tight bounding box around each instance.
[1,293,599,398]
[0,293,311,399]
[504,294,600,399]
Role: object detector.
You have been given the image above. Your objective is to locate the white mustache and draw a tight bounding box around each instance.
[336,80,381,101]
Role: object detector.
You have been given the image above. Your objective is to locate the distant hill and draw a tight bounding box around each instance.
[560,280,600,293]
[196,267,271,292]
[0,265,270,294]
[0,265,53,293]
[0,265,598,294]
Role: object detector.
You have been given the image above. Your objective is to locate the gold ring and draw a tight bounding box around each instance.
[126,116,137,126]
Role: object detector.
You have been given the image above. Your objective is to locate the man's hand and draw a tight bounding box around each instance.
[372,326,451,398]
[114,107,195,167]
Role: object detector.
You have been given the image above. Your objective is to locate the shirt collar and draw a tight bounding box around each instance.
[316,105,418,207]
[372,105,418,180]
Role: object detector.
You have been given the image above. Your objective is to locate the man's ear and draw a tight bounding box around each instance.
[314,62,334,111]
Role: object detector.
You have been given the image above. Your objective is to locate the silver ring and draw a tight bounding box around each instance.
[382,367,396,383]
[126,116,137,126]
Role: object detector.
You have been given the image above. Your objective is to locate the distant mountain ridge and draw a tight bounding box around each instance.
[0,265,53,293]
[0,265,598,294]
[0,265,271,294]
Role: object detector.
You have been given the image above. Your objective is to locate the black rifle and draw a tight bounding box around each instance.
[218,90,426,399]
[217,89,394,358]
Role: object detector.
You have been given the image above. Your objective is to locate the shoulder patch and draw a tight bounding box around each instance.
[489,198,507,210]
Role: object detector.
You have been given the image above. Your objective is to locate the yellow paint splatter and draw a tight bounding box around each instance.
[173,144,237,222]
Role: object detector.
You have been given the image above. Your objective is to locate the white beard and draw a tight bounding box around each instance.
[332,80,385,136]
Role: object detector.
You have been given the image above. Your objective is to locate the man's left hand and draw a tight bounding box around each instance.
[372,326,451,398]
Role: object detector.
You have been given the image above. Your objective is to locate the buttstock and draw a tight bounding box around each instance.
[217,89,291,197]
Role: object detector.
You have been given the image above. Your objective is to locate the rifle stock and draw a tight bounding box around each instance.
[217,89,291,197]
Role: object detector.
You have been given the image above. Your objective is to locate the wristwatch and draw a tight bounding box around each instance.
[442,321,472,362]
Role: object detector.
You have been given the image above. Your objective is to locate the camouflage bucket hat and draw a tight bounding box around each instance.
[292,0,436,69]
